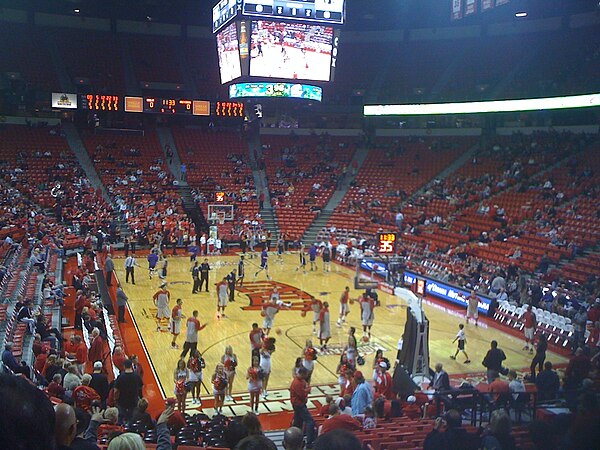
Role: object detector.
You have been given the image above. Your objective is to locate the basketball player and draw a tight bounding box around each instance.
[310,298,323,335]
[255,248,271,280]
[450,323,471,363]
[319,301,331,350]
[308,244,318,271]
[271,286,292,309]
[337,286,350,327]
[227,271,236,303]
[169,298,185,349]
[153,282,171,332]
[159,255,168,280]
[147,249,159,279]
[295,247,307,273]
[322,245,332,272]
[359,292,376,339]
[262,296,280,336]
[277,237,285,263]
[466,290,479,326]
[217,278,229,319]
[521,305,537,353]
[344,327,358,366]
[237,255,245,287]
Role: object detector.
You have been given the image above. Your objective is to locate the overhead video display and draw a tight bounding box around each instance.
[242,0,345,26]
[216,22,242,84]
[229,82,323,101]
[249,20,333,82]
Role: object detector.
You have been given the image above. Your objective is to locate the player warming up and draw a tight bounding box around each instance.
[337,286,350,327]
[319,301,331,350]
[466,290,479,326]
[310,298,323,335]
[255,248,271,280]
[237,255,245,287]
[450,323,471,363]
[295,247,307,274]
[169,298,185,349]
[147,249,159,279]
[217,277,229,319]
[359,291,376,340]
[153,282,171,332]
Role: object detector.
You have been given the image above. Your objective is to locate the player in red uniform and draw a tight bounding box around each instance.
[337,286,350,327]
[521,305,537,353]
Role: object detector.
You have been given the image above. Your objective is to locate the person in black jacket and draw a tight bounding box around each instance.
[530,333,548,382]
[423,409,480,450]
[89,361,109,404]
[482,340,507,383]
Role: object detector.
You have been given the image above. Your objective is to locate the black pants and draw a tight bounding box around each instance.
[530,353,545,381]
[199,276,209,292]
[118,305,125,323]
[106,270,113,286]
[180,341,197,359]
[192,278,200,293]
[252,348,260,363]
[125,267,135,284]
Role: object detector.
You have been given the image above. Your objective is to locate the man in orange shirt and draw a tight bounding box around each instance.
[488,373,510,403]
[73,374,101,412]
[290,367,315,447]
[319,403,362,436]
[521,305,537,353]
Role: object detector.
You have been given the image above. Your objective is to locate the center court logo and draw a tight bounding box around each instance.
[238,281,315,311]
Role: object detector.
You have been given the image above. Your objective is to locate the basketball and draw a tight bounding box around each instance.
[260,310,266,317]
[275,328,282,335]
[301,310,307,317]
[349,298,355,305]
[362,335,370,342]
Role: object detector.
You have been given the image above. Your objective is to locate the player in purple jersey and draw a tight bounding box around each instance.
[147,250,159,279]
[254,249,271,280]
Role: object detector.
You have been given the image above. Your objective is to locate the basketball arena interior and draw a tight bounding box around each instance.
[0,0,599,449]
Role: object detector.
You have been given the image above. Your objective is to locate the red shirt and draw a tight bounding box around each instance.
[73,385,101,411]
[249,329,265,350]
[320,414,362,435]
[113,352,127,372]
[75,343,88,364]
[340,291,349,304]
[172,305,182,320]
[47,381,65,399]
[319,307,329,324]
[402,403,422,419]
[88,336,104,364]
[375,371,394,400]
[290,377,310,406]
[523,310,536,328]
[489,379,510,401]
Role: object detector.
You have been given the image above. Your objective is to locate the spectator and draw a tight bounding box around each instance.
[403,395,422,419]
[48,373,66,399]
[319,404,362,435]
[71,407,101,450]
[351,370,373,416]
[131,398,154,430]
[0,373,56,450]
[536,361,560,402]
[482,340,507,383]
[17,299,36,335]
[290,367,315,447]
[116,285,128,323]
[107,405,173,450]
[73,374,101,412]
[114,358,143,420]
[423,409,480,450]
[90,361,109,403]
[530,333,548,382]
[481,409,516,450]
[2,342,31,376]
[64,364,82,393]
[112,346,127,373]
[313,429,362,450]
[88,328,104,365]
[104,254,114,286]
[96,408,125,441]
[565,347,591,389]
[571,307,588,352]
[235,435,278,450]
[507,370,526,400]
[428,362,450,391]
[283,426,305,450]
[241,411,263,436]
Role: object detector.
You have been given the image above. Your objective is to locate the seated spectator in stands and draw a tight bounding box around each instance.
[88,328,104,365]
[30,247,46,272]
[313,429,362,450]
[403,395,422,419]
[235,435,278,450]
[360,406,377,429]
[44,354,61,380]
[565,393,600,450]
[481,409,516,450]
[36,314,62,350]
[73,374,101,412]
[0,373,56,450]
[108,406,173,450]
[565,347,591,389]
[17,299,37,335]
[154,398,186,433]
[47,373,66,399]
[71,407,101,450]
[319,403,362,436]
[507,370,525,400]
[97,407,125,440]
[2,342,30,376]
[423,409,480,450]
[67,335,88,375]
[90,361,109,404]
[242,411,263,436]
[131,398,154,430]
[64,364,83,395]
[283,426,305,450]
[319,395,334,416]
[488,373,511,403]
[536,361,560,402]
[112,346,127,373]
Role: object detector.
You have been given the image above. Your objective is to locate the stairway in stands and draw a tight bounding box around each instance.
[250,134,280,235]
[156,127,208,232]
[301,146,369,244]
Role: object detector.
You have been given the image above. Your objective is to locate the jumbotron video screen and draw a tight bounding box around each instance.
[216,22,242,84]
[249,20,334,82]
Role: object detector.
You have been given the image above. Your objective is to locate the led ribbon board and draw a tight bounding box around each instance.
[364,93,600,116]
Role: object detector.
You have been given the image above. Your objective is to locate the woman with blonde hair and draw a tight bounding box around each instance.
[221,345,238,402]
[173,358,189,413]
[212,363,228,414]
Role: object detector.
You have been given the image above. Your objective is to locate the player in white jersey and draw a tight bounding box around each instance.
[450,323,471,363]
[217,278,229,319]
[153,283,171,332]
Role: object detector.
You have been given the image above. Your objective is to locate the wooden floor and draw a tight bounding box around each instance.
[115,253,568,400]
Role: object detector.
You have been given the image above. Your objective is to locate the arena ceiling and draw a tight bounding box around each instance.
[2,0,599,30]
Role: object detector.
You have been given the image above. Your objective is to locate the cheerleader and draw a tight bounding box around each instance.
[247,356,263,415]
[187,350,205,405]
[302,340,317,381]
[344,327,358,367]
[221,345,238,402]
[211,363,228,414]
[173,359,189,413]
[260,337,276,398]
[372,349,384,381]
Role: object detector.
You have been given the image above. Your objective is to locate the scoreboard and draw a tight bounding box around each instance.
[213,0,345,32]
[80,94,120,111]
[377,232,398,255]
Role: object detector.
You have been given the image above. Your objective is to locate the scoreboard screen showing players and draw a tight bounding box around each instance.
[229,82,323,101]
[249,20,333,81]
[216,22,242,84]
[242,0,345,26]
